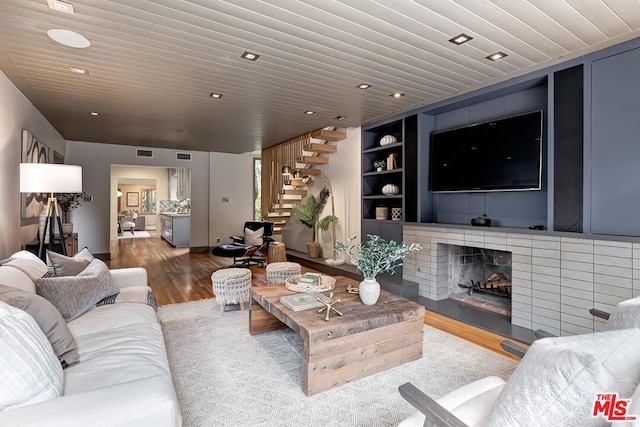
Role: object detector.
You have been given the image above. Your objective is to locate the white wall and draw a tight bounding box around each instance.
[209,152,256,245]
[111,165,170,236]
[0,71,66,258]
[66,141,211,255]
[282,127,362,257]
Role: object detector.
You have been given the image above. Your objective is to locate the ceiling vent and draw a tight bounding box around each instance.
[176,152,191,161]
[136,149,153,158]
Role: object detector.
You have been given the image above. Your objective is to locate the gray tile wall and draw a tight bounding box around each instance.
[403,224,640,336]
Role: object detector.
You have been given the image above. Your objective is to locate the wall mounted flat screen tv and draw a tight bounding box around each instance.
[430,110,543,192]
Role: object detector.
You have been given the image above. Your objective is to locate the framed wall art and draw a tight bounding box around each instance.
[126,192,139,207]
[21,130,64,224]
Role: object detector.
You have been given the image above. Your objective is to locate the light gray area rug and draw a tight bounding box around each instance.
[159,298,517,427]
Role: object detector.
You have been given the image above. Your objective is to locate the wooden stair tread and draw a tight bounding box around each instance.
[277,198,300,204]
[289,179,313,186]
[272,207,294,212]
[306,143,337,153]
[272,229,282,235]
[268,213,290,218]
[296,168,321,176]
[298,156,329,165]
[311,129,347,141]
[267,214,290,219]
[282,189,307,195]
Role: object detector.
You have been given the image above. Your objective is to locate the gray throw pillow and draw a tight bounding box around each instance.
[34,259,119,322]
[47,250,91,277]
[0,284,79,368]
[73,247,95,263]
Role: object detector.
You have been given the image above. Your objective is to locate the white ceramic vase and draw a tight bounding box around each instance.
[359,277,381,305]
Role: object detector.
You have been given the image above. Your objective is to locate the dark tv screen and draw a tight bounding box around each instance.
[430,110,543,192]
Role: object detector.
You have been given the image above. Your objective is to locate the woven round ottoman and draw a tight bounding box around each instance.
[266,262,301,286]
[211,268,252,312]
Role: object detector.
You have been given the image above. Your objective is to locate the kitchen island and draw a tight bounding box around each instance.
[160,213,190,248]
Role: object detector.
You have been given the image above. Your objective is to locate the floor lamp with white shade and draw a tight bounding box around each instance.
[20,163,83,260]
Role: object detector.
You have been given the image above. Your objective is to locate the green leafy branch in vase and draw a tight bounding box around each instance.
[335,234,422,279]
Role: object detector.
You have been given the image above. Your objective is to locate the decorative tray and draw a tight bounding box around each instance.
[285,275,336,293]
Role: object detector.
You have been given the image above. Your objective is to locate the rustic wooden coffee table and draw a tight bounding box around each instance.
[249,276,425,396]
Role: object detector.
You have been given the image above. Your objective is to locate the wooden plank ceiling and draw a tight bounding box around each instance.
[0,0,639,153]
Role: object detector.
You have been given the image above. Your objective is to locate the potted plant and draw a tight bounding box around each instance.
[292,187,337,258]
[335,234,421,305]
[372,160,386,172]
[54,192,85,235]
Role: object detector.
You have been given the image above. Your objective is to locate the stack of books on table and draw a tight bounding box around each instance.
[280,292,328,312]
[298,272,322,286]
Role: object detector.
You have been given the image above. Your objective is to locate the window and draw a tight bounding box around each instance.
[254,158,261,220]
[141,188,157,214]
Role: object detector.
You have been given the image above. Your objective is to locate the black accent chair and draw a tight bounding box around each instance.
[211,221,274,267]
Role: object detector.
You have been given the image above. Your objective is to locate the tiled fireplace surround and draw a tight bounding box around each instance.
[403,224,640,336]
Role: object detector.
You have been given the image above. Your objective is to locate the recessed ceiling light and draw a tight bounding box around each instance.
[70,66,88,74]
[304,111,315,115]
[47,0,74,14]
[89,112,99,116]
[241,51,260,61]
[449,33,473,45]
[209,93,223,98]
[357,83,371,90]
[181,130,189,133]
[47,29,91,48]
[334,116,345,121]
[486,51,508,61]
[390,92,405,98]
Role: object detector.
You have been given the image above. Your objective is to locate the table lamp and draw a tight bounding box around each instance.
[20,163,83,260]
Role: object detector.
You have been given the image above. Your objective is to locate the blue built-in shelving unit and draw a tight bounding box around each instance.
[363,36,640,238]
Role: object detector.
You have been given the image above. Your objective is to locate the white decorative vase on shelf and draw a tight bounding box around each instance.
[380,135,397,146]
[359,278,381,305]
[382,183,399,195]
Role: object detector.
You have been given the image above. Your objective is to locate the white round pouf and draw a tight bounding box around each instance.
[266,262,301,285]
[211,268,252,312]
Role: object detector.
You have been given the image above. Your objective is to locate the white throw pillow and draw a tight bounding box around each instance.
[4,257,49,281]
[0,301,63,411]
[487,328,640,427]
[244,227,264,245]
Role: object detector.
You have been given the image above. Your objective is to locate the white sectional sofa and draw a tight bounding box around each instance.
[0,250,181,427]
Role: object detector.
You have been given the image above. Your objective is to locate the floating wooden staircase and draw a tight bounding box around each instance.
[268,127,346,235]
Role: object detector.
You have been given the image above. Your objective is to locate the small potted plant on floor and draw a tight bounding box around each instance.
[293,187,337,258]
[335,234,421,305]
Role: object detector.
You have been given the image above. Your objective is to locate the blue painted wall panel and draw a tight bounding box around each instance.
[590,47,640,236]
[429,86,548,228]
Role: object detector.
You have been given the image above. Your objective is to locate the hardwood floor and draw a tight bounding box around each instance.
[107,236,215,306]
[107,235,526,359]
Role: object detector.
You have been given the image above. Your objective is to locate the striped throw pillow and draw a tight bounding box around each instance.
[0,301,63,410]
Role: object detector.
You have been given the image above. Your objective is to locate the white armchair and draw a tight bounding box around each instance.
[500,295,640,359]
[120,212,138,235]
[398,328,640,427]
